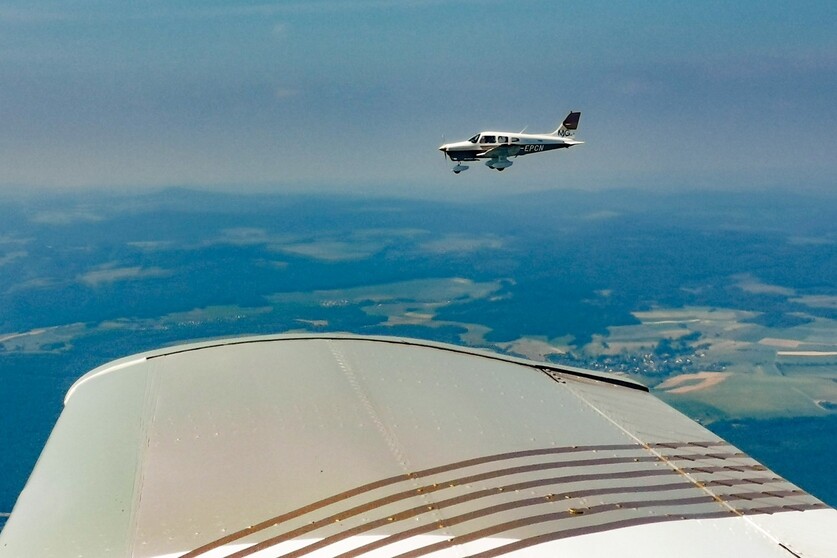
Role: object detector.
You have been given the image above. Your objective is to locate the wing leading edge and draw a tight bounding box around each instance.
[1,334,835,558]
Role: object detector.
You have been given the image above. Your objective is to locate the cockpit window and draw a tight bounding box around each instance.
[468,134,479,143]
[481,135,496,144]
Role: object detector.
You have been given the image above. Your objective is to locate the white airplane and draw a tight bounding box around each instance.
[439,111,583,173]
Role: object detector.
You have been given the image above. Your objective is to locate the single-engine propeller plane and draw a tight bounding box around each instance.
[439,111,582,173]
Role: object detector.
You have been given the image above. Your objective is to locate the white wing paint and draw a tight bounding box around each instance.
[1,334,834,557]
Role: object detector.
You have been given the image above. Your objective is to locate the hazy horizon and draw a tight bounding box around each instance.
[1,2,835,197]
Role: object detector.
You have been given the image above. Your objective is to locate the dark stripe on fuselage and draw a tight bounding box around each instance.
[514,143,569,155]
[445,150,481,161]
[445,143,569,161]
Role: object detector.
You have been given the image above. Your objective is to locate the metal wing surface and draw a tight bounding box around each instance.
[1,334,835,558]
[478,145,522,158]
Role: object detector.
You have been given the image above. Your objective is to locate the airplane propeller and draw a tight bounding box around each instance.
[441,135,451,163]
[441,134,468,174]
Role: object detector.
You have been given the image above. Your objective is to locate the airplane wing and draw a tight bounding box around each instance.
[1,334,835,558]
[478,144,523,158]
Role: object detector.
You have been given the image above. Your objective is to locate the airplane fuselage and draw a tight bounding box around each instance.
[440,132,581,162]
[439,112,582,172]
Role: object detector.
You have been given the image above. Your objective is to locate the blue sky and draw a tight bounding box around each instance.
[1,1,835,197]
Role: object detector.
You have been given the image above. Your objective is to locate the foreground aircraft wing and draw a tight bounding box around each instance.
[2,334,836,557]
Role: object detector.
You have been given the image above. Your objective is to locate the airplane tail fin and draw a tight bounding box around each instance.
[552,111,581,138]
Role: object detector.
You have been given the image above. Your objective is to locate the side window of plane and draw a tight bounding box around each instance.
[511,137,519,143]
[498,136,508,143]
[482,135,496,144]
